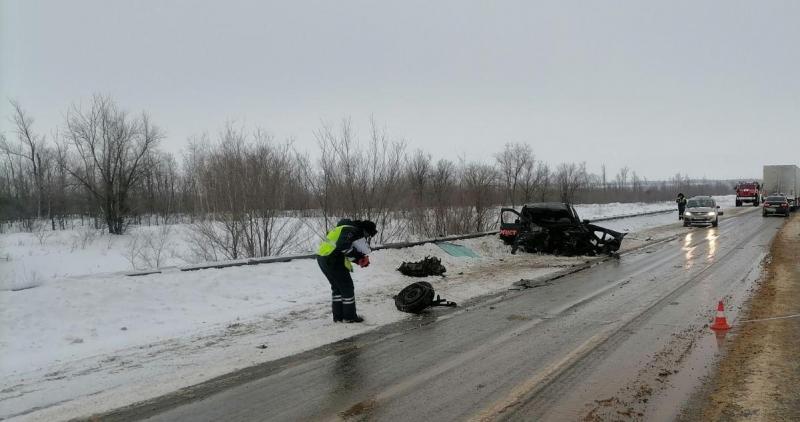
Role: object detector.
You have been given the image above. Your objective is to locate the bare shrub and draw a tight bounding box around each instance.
[32,220,53,246]
[125,233,146,270]
[0,238,7,262]
[125,225,173,270]
[70,226,99,251]
[190,216,243,261]
[147,225,172,268]
[249,217,306,256]
[185,123,304,260]
[186,219,223,263]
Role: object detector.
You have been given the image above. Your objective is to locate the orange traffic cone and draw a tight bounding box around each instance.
[710,300,731,330]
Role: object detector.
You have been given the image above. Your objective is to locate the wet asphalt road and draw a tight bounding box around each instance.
[128,207,781,422]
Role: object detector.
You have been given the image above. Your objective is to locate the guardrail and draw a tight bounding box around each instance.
[588,208,674,222]
[127,210,674,276]
[162,231,499,274]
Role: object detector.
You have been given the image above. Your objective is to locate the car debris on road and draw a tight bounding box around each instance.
[394,281,457,314]
[500,202,627,256]
[397,256,447,277]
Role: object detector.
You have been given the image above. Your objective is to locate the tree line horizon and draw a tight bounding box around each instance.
[1,95,734,248]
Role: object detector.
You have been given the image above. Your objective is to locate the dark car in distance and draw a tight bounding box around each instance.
[762,195,791,217]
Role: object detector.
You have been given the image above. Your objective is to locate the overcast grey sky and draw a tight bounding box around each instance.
[1,0,798,180]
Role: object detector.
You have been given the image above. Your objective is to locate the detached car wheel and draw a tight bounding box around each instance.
[395,281,435,314]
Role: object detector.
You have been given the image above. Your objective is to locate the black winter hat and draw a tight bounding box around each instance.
[356,220,378,237]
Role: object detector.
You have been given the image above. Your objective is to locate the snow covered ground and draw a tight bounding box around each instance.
[0,197,735,421]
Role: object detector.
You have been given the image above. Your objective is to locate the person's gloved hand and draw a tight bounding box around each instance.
[357,256,370,268]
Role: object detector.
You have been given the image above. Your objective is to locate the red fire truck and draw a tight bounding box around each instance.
[735,182,761,207]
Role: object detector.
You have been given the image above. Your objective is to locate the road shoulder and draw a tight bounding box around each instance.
[681,214,800,421]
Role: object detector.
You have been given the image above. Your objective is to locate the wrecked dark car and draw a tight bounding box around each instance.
[500,203,626,256]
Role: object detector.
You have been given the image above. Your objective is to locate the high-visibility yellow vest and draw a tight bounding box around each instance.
[318,225,354,271]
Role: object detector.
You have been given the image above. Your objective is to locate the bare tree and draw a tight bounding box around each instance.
[555,162,588,203]
[495,142,533,207]
[536,162,551,202]
[631,171,642,194]
[62,95,163,234]
[1,100,50,222]
[615,166,630,191]
[407,149,431,204]
[461,162,497,232]
[431,159,457,236]
[137,150,179,225]
[520,159,552,203]
[405,150,432,236]
[312,117,407,242]
[363,117,407,242]
[185,124,306,259]
[243,129,304,256]
[601,163,607,192]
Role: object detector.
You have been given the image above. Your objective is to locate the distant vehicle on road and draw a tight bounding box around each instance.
[683,196,723,227]
[735,182,761,207]
[762,195,791,217]
[762,165,799,211]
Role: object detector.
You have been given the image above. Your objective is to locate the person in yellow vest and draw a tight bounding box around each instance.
[317,219,378,323]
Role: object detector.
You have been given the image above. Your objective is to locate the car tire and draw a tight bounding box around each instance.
[395,281,435,314]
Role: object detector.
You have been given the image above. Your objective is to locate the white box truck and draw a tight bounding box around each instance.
[763,164,800,210]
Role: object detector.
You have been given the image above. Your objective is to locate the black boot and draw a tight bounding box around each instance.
[341,297,359,322]
[344,315,364,323]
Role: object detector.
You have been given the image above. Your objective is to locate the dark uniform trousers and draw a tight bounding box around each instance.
[317,255,357,321]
